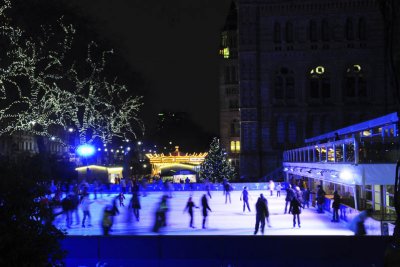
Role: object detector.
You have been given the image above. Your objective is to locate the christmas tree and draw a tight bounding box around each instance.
[199,137,235,183]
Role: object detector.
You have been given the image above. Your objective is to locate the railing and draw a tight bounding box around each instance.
[283,137,400,164]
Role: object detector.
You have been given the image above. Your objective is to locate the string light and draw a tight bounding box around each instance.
[0,2,143,149]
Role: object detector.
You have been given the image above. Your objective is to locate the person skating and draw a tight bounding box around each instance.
[349,208,373,235]
[201,194,212,229]
[224,182,232,204]
[80,193,93,227]
[240,186,251,212]
[118,192,125,207]
[331,191,341,222]
[316,185,326,213]
[102,205,114,235]
[153,195,169,233]
[129,191,141,221]
[284,184,295,214]
[183,196,199,228]
[254,194,268,235]
[269,180,275,196]
[276,182,282,197]
[291,196,302,228]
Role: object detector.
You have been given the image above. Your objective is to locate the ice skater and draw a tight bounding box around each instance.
[316,185,326,213]
[349,208,373,235]
[331,191,341,222]
[291,196,302,228]
[240,186,251,212]
[118,192,125,207]
[129,191,141,221]
[201,194,212,229]
[224,182,232,204]
[81,193,93,228]
[153,195,169,233]
[276,182,282,197]
[254,194,269,235]
[284,184,295,214]
[269,180,275,196]
[183,196,199,228]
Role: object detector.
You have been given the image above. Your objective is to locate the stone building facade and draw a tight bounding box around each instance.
[237,0,399,180]
[219,1,241,176]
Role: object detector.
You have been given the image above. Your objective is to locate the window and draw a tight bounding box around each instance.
[285,21,293,43]
[230,119,240,136]
[309,20,317,42]
[230,140,240,153]
[346,18,354,40]
[288,118,296,143]
[309,66,330,100]
[274,76,283,99]
[277,118,285,143]
[321,19,330,41]
[274,22,281,43]
[358,17,366,41]
[345,64,367,99]
[274,68,295,100]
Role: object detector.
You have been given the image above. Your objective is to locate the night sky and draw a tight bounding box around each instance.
[67,0,232,135]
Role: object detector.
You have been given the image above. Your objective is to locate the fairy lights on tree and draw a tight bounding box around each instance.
[0,0,143,149]
[199,137,235,183]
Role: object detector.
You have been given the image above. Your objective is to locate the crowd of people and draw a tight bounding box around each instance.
[42,177,373,236]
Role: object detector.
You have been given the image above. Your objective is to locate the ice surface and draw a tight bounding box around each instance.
[53,190,354,236]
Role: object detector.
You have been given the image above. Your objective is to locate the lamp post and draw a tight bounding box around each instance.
[76,144,95,181]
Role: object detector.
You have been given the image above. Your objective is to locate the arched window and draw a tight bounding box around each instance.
[230,119,240,136]
[277,118,285,143]
[274,76,283,99]
[346,18,354,40]
[309,66,330,99]
[309,20,317,42]
[274,68,295,100]
[286,76,295,99]
[274,22,281,43]
[358,17,366,40]
[345,64,367,99]
[285,21,293,43]
[288,118,297,144]
[321,19,330,41]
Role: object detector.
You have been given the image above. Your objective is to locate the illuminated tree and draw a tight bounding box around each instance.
[0,0,143,150]
[199,137,235,183]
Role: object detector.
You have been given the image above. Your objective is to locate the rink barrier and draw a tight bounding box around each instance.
[84,182,290,193]
[62,235,394,266]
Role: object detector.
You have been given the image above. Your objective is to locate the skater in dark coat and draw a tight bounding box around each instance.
[240,186,251,212]
[153,195,169,233]
[130,191,141,221]
[201,194,212,229]
[284,184,295,214]
[291,197,302,228]
[331,191,341,222]
[184,197,199,228]
[254,194,268,235]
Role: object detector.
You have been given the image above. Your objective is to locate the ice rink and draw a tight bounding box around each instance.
[53,189,357,236]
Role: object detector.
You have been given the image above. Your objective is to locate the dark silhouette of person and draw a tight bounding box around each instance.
[201,194,212,229]
[102,205,114,236]
[130,191,141,221]
[316,185,326,213]
[153,195,169,233]
[291,197,302,228]
[303,188,311,208]
[331,191,341,222]
[184,197,198,228]
[350,208,373,235]
[224,182,232,204]
[254,194,268,235]
[284,184,295,214]
[240,186,251,212]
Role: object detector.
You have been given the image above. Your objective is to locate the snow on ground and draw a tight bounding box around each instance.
[53,190,354,236]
